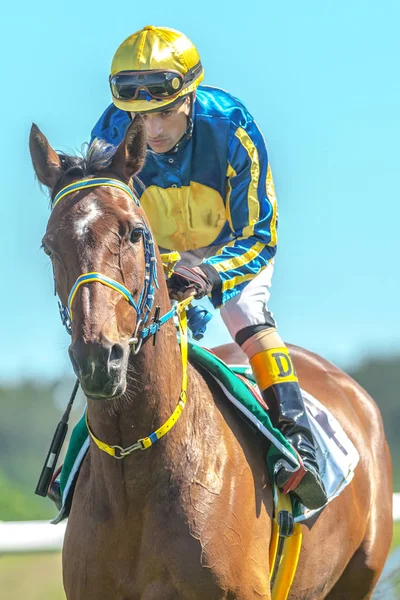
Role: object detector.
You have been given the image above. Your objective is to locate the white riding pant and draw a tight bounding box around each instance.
[174,246,275,339]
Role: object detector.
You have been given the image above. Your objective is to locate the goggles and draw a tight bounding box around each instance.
[109,62,203,103]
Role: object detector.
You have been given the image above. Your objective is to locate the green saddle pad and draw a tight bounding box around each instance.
[187,344,299,474]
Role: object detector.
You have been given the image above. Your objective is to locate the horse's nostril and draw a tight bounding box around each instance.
[110,343,124,363]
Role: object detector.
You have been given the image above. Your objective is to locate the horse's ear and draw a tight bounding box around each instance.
[29,124,63,189]
[111,114,147,181]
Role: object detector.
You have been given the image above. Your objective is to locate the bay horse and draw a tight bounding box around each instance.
[29,117,392,600]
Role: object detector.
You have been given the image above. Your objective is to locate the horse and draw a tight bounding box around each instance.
[29,116,392,600]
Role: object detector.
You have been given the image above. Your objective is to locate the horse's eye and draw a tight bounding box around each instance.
[41,243,52,257]
[130,228,144,244]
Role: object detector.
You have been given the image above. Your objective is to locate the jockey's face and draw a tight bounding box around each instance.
[132,96,191,153]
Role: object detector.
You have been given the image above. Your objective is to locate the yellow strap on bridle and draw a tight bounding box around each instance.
[161,251,181,277]
[86,295,192,459]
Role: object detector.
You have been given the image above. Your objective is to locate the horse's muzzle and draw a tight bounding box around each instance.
[69,338,127,398]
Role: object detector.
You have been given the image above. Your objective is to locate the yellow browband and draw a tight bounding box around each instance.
[86,295,192,458]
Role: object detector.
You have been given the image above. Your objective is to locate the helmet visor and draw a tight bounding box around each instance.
[109,70,185,102]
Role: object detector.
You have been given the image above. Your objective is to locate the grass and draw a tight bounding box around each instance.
[1,523,399,600]
[0,553,65,600]
[391,521,400,550]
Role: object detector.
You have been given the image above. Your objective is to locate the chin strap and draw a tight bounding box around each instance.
[86,295,191,459]
[185,92,195,139]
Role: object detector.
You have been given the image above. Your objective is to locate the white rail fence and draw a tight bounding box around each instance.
[394,492,400,521]
[0,520,67,553]
[1,493,399,554]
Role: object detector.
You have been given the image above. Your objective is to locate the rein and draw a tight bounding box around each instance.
[52,177,193,459]
[86,296,191,459]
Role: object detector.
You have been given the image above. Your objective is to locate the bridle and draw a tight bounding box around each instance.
[50,177,192,458]
[53,177,181,353]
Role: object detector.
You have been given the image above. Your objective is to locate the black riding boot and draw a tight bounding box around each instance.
[245,334,328,510]
[264,380,328,510]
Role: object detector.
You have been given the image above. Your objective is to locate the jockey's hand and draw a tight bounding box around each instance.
[167,264,221,300]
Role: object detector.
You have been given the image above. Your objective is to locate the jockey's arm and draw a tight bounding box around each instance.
[202,118,278,308]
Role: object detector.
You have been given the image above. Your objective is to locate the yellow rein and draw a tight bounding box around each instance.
[86,295,192,459]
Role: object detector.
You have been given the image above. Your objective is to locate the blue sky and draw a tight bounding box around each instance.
[2,0,399,382]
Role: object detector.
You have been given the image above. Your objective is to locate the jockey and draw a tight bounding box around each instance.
[91,25,327,510]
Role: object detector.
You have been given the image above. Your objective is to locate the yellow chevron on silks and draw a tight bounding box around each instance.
[266,164,278,247]
[234,126,260,238]
[213,240,266,274]
[225,161,237,233]
[218,264,268,293]
[269,489,302,599]
[140,182,226,251]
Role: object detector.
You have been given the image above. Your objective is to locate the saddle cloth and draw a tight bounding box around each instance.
[51,343,359,524]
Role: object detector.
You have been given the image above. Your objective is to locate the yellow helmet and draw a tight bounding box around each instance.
[109,26,204,113]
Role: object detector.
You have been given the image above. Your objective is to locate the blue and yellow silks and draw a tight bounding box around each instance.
[91,85,278,307]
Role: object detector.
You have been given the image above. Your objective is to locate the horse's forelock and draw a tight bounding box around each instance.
[50,139,117,207]
[85,139,117,173]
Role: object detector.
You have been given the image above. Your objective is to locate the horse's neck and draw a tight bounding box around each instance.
[86,315,208,507]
